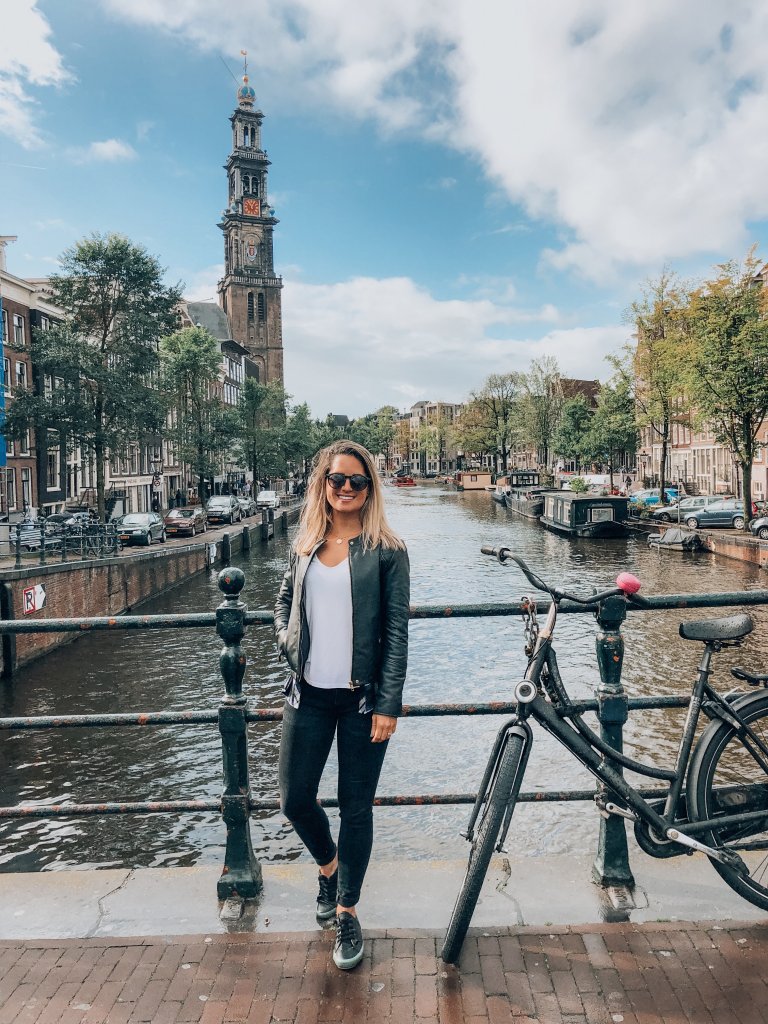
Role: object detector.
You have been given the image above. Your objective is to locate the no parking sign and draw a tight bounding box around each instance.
[23,583,46,614]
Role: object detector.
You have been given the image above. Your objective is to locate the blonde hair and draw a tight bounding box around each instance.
[294,440,406,554]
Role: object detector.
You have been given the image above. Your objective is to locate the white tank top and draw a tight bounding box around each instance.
[304,556,353,688]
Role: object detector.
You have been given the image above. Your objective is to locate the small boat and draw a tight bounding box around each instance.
[502,472,552,520]
[393,475,416,487]
[540,492,630,538]
[648,527,703,552]
[490,475,511,504]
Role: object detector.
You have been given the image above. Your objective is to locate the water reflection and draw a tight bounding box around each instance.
[1,484,767,870]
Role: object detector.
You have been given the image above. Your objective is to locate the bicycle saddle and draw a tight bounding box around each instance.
[678,613,754,643]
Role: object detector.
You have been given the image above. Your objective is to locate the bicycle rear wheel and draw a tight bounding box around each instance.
[689,689,768,909]
[440,731,527,964]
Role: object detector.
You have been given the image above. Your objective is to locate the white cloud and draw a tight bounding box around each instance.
[281,276,619,416]
[182,264,224,301]
[0,0,71,147]
[96,0,768,276]
[68,139,139,164]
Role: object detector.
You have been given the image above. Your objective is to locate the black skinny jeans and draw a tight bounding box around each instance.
[278,683,389,908]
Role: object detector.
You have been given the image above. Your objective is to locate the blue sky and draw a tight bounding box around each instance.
[4,1,768,417]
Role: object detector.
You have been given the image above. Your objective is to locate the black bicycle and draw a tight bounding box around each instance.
[441,545,768,963]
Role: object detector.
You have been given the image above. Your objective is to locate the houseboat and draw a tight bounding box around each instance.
[454,470,493,492]
[503,471,552,520]
[490,474,511,504]
[540,492,630,538]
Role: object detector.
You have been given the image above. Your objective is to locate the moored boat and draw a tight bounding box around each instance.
[393,475,416,487]
[502,472,552,520]
[648,527,703,552]
[490,474,511,504]
[454,470,493,491]
[540,492,630,538]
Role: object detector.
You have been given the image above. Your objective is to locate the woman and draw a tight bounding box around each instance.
[274,440,410,970]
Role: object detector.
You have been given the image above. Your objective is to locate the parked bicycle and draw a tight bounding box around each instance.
[441,545,768,963]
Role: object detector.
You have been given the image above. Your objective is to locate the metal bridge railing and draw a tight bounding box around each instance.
[0,567,767,899]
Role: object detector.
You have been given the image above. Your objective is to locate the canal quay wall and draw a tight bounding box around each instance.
[654,521,768,569]
[0,506,300,675]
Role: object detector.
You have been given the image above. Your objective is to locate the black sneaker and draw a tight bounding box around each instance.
[333,911,364,970]
[316,870,338,924]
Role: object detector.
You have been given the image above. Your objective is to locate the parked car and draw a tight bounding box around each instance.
[256,489,280,510]
[236,496,257,518]
[629,487,680,508]
[117,512,166,546]
[163,505,207,536]
[42,510,98,534]
[750,515,768,540]
[206,495,242,525]
[684,499,753,530]
[650,495,723,523]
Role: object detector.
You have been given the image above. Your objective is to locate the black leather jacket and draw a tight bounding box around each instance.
[273,538,410,717]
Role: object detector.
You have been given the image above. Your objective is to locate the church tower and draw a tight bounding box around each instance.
[218,61,284,384]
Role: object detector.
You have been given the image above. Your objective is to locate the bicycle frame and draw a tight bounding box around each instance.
[466,592,768,864]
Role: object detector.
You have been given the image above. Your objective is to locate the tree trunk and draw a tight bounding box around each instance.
[659,421,669,501]
[95,438,105,521]
[742,459,753,532]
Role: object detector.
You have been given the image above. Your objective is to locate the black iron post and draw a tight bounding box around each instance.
[215,566,262,899]
[260,509,268,541]
[592,594,635,887]
[39,528,46,566]
[221,532,231,567]
[13,525,21,570]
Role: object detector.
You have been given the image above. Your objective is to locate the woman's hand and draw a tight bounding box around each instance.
[371,714,397,743]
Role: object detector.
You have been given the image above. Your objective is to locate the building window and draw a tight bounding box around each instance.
[15,361,27,389]
[257,293,266,321]
[19,430,30,455]
[3,357,9,396]
[247,292,254,322]
[6,469,16,511]
[242,174,250,194]
[47,452,58,489]
[39,315,50,331]
[1,308,7,345]
[12,314,25,347]
[20,468,31,509]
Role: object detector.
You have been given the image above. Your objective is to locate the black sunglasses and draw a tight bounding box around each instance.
[325,472,371,492]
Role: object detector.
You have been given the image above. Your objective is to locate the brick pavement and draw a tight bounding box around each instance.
[2,921,768,1023]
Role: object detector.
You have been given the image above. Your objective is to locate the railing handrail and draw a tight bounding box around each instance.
[1,589,767,633]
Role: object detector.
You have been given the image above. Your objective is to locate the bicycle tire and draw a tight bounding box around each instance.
[689,689,768,909]
[440,732,527,964]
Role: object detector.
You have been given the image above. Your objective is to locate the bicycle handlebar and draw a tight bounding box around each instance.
[481,545,642,605]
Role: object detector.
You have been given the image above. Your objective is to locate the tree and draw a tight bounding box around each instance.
[462,373,522,473]
[583,377,637,487]
[519,357,563,469]
[350,407,397,467]
[234,378,290,484]
[552,395,592,470]
[684,250,768,528]
[450,399,498,467]
[284,402,315,479]
[4,233,181,518]
[160,326,234,503]
[625,270,690,498]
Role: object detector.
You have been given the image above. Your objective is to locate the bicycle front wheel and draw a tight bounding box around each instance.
[689,689,768,909]
[440,731,527,964]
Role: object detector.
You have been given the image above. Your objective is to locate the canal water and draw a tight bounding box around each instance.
[2,484,768,873]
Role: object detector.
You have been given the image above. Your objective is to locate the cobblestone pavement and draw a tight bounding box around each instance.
[2,921,768,1023]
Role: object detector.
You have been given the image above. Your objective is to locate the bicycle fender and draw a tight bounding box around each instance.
[689,689,768,786]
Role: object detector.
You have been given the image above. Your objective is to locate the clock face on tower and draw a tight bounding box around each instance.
[243,197,261,217]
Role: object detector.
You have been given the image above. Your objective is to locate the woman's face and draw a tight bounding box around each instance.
[325,453,370,518]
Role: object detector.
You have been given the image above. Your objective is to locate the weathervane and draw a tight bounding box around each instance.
[240,49,248,77]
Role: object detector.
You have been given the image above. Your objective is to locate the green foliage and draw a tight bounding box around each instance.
[233,378,291,480]
[684,249,768,526]
[159,326,234,499]
[552,396,592,466]
[583,376,637,478]
[4,232,181,517]
[349,407,397,465]
[569,477,588,493]
[519,357,563,467]
[455,373,521,471]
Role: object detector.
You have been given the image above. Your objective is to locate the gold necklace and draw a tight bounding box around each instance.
[329,532,357,546]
